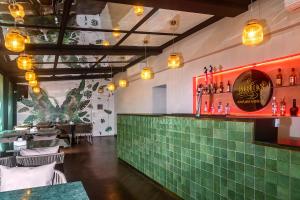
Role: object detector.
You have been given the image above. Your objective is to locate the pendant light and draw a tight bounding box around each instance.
[102,40,110,46]
[8,2,25,23]
[98,86,104,94]
[29,79,38,87]
[242,0,264,46]
[107,62,116,92]
[5,28,25,52]
[118,57,128,88]
[168,20,183,69]
[17,53,33,70]
[133,6,144,16]
[140,38,154,80]
[32,86,40,94]
[25,71,36,81]
[112,26,121,39]
[24,35,30,44]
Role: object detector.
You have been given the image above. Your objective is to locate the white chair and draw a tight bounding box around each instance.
[16,152,65,167]
[53,170,67,185]
[0,157,16,167]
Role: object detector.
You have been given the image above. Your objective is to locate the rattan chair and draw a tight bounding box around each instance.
[16,152,65,167]
[74,123,93,144]
[0,157,16,167]
[53,170,67,185]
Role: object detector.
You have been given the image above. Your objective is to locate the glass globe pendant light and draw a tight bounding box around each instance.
[167,20,183,69]
[5,28,25,52]
[133,6,144,16]
[8,2,25,23]
[25,71,36,81]
[242,0,264,46]
[29,79,38,87]
[102,40,110,46]
[107,82,116,92]
[112,26,121,39]
[242,19,264,46]
[17,53,33,70]
[140,38,154,80]
[119,79,128,88]
[32,86,40,94]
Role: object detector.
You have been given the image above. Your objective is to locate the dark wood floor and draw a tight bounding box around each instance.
[63,136,179,200]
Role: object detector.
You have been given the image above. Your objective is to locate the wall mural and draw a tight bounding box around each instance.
[17,79,115,136]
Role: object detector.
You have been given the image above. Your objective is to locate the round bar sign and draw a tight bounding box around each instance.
[232,69,273,112]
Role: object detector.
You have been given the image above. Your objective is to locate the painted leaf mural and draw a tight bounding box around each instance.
[17,79,114,136]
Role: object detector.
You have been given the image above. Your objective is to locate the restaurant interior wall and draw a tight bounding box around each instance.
[115,0,300,115]
[17,79,115,136]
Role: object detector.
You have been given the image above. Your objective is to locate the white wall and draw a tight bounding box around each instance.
[115,0,300,114]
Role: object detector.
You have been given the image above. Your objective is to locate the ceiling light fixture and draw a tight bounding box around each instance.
[29,79,38,87]
[102,40,110,46]
[5,28,25,52]
[133,6,144,16]
[167,20,183,69]
[107,82,116,92]
[112,26,121,39]
[242,0,264,46]
[32,86,40,94]
[141,38,154,80]
[25,71,36,81]
[8,2,25,23]
[119,79,128,88]
[17,53,33,70]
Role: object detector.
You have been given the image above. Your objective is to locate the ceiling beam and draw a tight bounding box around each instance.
[0,44,163,55]
[115,8,159,46]
[53,0,74,70]
[12,67,123,76]
[16,74,111,83]
[124,16,224,70]
[102,0,248,17]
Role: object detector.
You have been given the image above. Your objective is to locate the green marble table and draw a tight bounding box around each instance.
[0,182,89,200]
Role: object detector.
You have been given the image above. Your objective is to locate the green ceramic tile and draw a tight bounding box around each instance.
[117,115,300,200]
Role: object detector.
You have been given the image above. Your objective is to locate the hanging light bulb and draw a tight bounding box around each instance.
[242,19,264,46]
[29,79,38,87]
[133,6,144,16]
[25,71,36,81]
[112,27,121,39]
[107,82,116,92]
[17,53,33,70]
[141,67,154,80]
[119,79,128,88]
[8,3,25,23]
[32,86,40,94]
[102,40,110,46]
[24,35,30,44]
[5,28,25,52]
[168,53,182,69]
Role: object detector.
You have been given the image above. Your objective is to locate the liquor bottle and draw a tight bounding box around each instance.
[213,82,218,94]
[271,96,278,116]
[226,81,231,92]
[276,68,283,87]
[204,101,208,113]
[219,81,224,93]
[290,99,299,116]
[280,98,286,116]
[225,103,230,115]
[211,103,215,114]
[217,102,223,114]
[289,68,297,86]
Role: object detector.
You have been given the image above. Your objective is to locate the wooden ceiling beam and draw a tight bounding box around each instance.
[102,0,249,17]
[0,44,162,55]
[15,74,111,83]
[11,67,123,76]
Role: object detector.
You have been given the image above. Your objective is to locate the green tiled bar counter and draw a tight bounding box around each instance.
[117,114,300,200]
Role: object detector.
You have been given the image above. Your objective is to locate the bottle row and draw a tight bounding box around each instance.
[203,101,231,115]
[275,68,297,87]
[271,97,299,117]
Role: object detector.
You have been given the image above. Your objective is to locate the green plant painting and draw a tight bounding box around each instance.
[18,80,101,124]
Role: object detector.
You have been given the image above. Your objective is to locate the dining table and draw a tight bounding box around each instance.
[0,181,89,200]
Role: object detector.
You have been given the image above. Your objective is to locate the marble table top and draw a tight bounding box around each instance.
[0,181,89,200]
